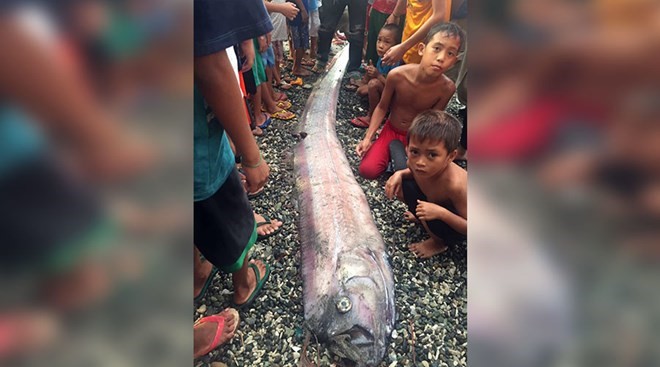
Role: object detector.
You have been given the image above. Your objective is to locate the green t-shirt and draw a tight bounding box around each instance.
[193,86,235,201]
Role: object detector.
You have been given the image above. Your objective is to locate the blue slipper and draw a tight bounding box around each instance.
[258,113,272,129]
[235,262,270,310]
[194,266,218,303]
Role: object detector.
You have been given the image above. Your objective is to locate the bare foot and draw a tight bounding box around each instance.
[194,260,213,299]
[403,211,419,223]
[193,308,239,358]
[233,259,267,305]
[408,238,448,259]
[293,68,312,76]
[254,213,282,237]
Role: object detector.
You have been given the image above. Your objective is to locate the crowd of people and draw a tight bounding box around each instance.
[193,0,468,360]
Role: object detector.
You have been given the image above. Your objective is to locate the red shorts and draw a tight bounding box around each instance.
[358,120,407,179]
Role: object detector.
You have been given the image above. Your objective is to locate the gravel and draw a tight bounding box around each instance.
[195,46,467,367]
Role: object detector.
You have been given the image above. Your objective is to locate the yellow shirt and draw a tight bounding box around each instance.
[402,0,452,64]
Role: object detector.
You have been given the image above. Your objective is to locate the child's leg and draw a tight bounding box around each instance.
[358,134,394,179]
[366,78,384,116]
[250,87,268,126]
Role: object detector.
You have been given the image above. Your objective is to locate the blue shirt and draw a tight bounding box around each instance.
[0,106,44,177]
[376,57,401,76]
[193,86,235,201]
[308,0,319,11]
[194,0,273,57]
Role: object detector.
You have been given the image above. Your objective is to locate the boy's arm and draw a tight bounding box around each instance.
[195,49,269,193]
[386,0,407,24]
[383,0,448,65]
[356,70,398,157]
[416,190,467,235]
[264,1,299,20]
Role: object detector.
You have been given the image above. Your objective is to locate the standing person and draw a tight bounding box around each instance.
[193,0,274,357]
[355,22,464,179]
[382,0,451,65]
[287,0,311,76]
[307,0,321,62]
[266,0,300,88]
[364,0,398,66]
[312,0,368,76]
[385,110,467,258]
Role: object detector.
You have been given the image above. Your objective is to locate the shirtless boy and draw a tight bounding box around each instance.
[355,22,464,179]
[385,110,466,258]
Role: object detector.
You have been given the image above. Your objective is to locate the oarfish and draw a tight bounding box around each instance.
[294,48,396,366]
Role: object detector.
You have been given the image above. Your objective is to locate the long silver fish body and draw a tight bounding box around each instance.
[294,49,396,366]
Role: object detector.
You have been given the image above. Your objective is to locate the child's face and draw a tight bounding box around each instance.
[418,32,461,76]
[406,137,457,178]
[376,29,397,57]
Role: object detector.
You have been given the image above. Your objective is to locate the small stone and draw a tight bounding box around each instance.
[391,330,398,339]
[422,361,430,367]
[196,304,206,314]
[246,317,256,326]
[303,84,313,89]
[211,363,228,367]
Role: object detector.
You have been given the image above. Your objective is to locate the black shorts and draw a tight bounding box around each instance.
[194,169,256,272]
[402,178,466,246]
[0,156,107,275]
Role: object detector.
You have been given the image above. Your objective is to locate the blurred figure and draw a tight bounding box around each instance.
[469,1,660,366]
[0,1,188,364]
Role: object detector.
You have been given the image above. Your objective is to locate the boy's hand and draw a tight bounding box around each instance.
[366,65,378,78]
[239,40,255,72]
[385,171,403,199]
[415,200,444,221]
[382,44,405,66]
[242,158,270,194]
[281,2,300,20]
[356,138,373,158]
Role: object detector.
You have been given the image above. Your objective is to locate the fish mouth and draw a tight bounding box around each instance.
[329,325,376,364]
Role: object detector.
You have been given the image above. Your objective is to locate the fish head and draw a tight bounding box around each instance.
[325,253,395,366]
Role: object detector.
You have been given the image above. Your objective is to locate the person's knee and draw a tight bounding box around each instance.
[347,27,366,43]
[367,78,383,89]
[358,161,381,180]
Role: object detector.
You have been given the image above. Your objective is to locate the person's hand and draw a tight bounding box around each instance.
[382,44,406,66]
[257,35,268,53]
[366,65,378,78]
[385,14,399,25]
[239,40,255,72]
[415,200,443,221]
[302,10,309,24]
[281,2,300,20]
[242,157,270,194]
[356,138,373,158]
[385,171,403,199]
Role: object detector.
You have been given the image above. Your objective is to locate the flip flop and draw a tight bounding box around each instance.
[290,77,304,86]
[350,116,371,128]
[258,112,272,129]
[234,262,271,310]
[194,266,219,303]
[256,215,282,240]
[344,83,359,92]
[276,100,292,110]
[270,109,296,121]
[193,308,240,358]
[247,186,264,199]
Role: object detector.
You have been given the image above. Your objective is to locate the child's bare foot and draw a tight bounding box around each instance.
[408,238,448,258]
[193,308,239,358]
[403,210,419,223]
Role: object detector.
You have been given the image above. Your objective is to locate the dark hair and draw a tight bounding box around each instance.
[380,23,401,40]
[424,22,465,52]
[407,110,462,152]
